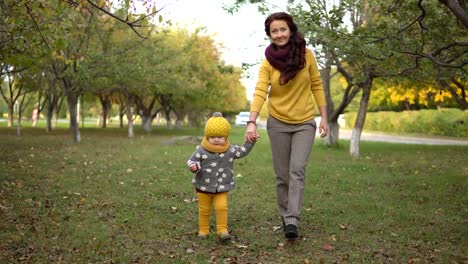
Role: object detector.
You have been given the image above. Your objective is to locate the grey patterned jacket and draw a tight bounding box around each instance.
[187,141,255,193]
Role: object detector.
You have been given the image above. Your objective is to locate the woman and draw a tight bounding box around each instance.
[245,12,328,240]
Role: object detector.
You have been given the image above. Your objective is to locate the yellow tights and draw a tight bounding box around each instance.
[197,192,228,235]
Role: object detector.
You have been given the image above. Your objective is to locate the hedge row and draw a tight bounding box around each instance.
[343,108,468,137]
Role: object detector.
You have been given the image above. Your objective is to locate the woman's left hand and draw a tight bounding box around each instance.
[319,120,328,138]
[317,106,329,138]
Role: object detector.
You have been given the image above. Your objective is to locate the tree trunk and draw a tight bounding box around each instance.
[34,91,46,128]
[439,0,468,29]
[165,109,172,129]
[141,116,152,132]
[125,94,134,138]
[443,78,467,110]
[16,93,29,137]
[134,95,158,132]
[16,107,22,137]
[46,93,58,132]
[46,102,54,132]
[321,52,339,146]
[350,80,372,158]
[61,74,81,142]
[45,78,63,132]
[325,121,340,146]
[174,111,184,129]
[53,111,58,129]
[119,102,125,128]
[67,94,81,143]
[187,111,202,127]
[98,94,111,128]
[2,74,17,128]
[7,105,13,127]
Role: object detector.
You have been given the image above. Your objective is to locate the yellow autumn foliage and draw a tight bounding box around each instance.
[387,83,454,106]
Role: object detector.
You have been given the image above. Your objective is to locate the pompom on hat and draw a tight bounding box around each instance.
[201,112,231,153]
[204,112,231,138]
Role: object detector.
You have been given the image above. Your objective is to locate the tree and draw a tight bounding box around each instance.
[1,0,162,141]
[2,0,251,140]
[0,66,24,127]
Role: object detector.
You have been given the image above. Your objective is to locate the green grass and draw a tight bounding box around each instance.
[0,126,467,263]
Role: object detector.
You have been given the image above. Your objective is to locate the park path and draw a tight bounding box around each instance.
[336,129,468,146]
[256,121,468,146]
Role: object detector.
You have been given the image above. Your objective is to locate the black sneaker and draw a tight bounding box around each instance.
[284,224,299,240]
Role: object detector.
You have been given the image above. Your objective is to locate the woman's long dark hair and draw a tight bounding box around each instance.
[265,12,306,84]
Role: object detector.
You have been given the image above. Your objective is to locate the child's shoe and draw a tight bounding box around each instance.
[218,232,231,242]
[197,233,208,239]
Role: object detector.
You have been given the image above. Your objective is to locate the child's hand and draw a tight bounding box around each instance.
[189,162,200,172]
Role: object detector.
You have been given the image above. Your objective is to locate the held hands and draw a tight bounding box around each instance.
[189,161,200,172]
[245,122,259,143]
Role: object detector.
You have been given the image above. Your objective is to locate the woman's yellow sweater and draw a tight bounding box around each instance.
[250,49,326,124]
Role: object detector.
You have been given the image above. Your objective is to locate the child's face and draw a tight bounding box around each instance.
[208,136,226,145]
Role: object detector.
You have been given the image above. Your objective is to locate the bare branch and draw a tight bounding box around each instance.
[432,41,468,56]
[399,51,468,69]
[397,0,427,33]
[85,0,163,39]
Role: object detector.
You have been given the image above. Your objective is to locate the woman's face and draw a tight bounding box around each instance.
[269,19,291,47]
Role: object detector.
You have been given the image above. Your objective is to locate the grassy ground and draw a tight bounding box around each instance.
[0,126,467,263]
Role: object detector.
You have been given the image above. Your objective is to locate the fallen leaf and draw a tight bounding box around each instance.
[322,243,335,251]
[408,257,421,263]
[273,225,282,231]
[235,243,248,249]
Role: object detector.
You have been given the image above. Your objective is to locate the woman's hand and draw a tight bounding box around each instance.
[319,119,328,138]
[244,112,260,143]
[245,123,259,143]
[317,106,329,138]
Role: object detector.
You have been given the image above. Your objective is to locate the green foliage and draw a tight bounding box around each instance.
[1,0,249,131]
[0,127,466,263]
[287,0,467,116]
[344,108,468,137]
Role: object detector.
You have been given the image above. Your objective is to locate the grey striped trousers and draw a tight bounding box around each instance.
[266,115,317,226]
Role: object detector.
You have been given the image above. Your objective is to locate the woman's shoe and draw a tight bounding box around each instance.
[284,224,299,240]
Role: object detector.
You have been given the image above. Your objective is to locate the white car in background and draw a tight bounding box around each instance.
[234,112,250,126]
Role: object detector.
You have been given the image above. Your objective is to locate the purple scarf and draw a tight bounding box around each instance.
[265,44,290,71]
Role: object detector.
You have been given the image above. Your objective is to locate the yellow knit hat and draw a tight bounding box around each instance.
[204,112,231,138]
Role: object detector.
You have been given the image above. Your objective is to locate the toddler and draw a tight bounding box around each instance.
[187,112,256,241]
